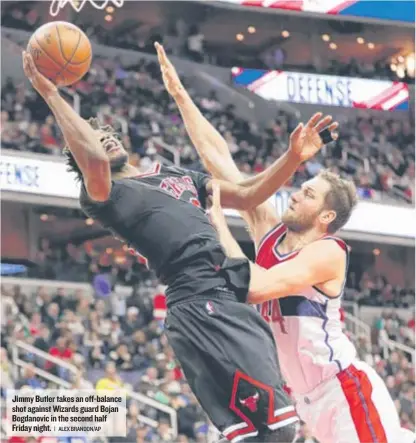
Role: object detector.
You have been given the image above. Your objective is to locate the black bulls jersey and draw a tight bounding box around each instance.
[80,163,240,300]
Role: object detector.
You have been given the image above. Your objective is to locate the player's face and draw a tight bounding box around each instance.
[282,177,335,232]
[97,130,129,171]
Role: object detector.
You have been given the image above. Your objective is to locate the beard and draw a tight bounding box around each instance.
[110,153,129,173]
[281,208,317,233]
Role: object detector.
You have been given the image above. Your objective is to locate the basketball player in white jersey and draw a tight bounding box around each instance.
[155,44,414,443]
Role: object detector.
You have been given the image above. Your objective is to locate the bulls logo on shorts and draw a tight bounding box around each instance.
[239,391,260,412]
[229,370,271,426]
[228,370,298,436]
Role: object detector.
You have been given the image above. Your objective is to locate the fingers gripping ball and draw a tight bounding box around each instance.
[27,21,92,87]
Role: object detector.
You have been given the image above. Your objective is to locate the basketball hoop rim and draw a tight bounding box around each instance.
[49,0,125,17]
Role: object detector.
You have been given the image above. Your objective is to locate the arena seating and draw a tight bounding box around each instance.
[1,5,414,83]
[1,57,414,204]
[1,241,415,440]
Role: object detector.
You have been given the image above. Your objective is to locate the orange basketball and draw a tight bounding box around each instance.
[27,21,92,87]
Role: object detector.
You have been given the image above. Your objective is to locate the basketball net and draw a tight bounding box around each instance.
[49,0,124,17]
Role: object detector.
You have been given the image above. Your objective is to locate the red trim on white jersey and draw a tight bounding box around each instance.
[256,222,284,254]
[271,228,299,262]
[323,235,348,252]
[337,364,387,442]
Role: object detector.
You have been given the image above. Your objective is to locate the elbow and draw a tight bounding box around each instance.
[247,265,268,303]
[247,291,260,304]
[238,188,256,210]
[247,286,270,304]
[84,157,112,202]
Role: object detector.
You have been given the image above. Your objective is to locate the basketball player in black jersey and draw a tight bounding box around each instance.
[21,50,321,442]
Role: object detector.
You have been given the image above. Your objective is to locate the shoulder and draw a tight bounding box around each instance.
[163,164,186,176]
[295,238,347,282]
[300,238,346,262]
[321,236,349,252]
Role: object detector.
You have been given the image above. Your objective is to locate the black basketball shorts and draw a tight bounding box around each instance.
[165,294,299,442]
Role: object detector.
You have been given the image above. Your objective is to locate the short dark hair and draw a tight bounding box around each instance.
[319,169,358,234]
[63,117,117,182]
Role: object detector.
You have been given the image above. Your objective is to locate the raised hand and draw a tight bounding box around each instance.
[154,42,184,98]
[289,112,339,163]
[22,51,57,99]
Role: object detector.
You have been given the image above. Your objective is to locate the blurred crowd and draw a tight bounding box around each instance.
[1,55,414,204]
[2,5,414,83]
[28,237,154,286]
[25,238,416,309]
[345,272,415,310]
[1,279,210,443]
[1,238,414,440]
[1,268,414,442]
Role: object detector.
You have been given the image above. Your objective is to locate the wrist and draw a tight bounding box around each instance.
[43,88,60,104]
[287,147,303,164]
[172,86,188,103]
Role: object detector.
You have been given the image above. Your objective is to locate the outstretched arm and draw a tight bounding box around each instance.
[155,42,278,243]
[23,51,111,201]
[155,43,240,183]
[205,154,298,210]
[155,43,338,244]
[209,184,345,303]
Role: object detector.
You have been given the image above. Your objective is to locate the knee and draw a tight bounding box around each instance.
[260,423,297,442]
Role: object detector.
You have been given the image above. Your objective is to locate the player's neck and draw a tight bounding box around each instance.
[111,164,140,180]
[283,228,326,252]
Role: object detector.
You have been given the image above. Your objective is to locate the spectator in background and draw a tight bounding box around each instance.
[153,288,167,325]
[135,424,152,443]
[47,336,73,372]
[128,330,149,370]
[110,343,134,370]
[155,420,174,442]
[15,364,45,389]
[63,309,85,338]
[122,306,145,336]
[138,366,162,397]
[84,331,105,368]
[29,312,42,337]
[33,324,50,353]
[96,361,124,391]
[52,287,67,312]
[42,302,61,334]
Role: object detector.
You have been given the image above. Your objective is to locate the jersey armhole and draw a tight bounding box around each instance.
[81,181,114,206]
[312,237,350,299]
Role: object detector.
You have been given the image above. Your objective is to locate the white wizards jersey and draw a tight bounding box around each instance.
[255,223,356,395]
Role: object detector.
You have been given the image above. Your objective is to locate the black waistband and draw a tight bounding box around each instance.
[167,290,238,309]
